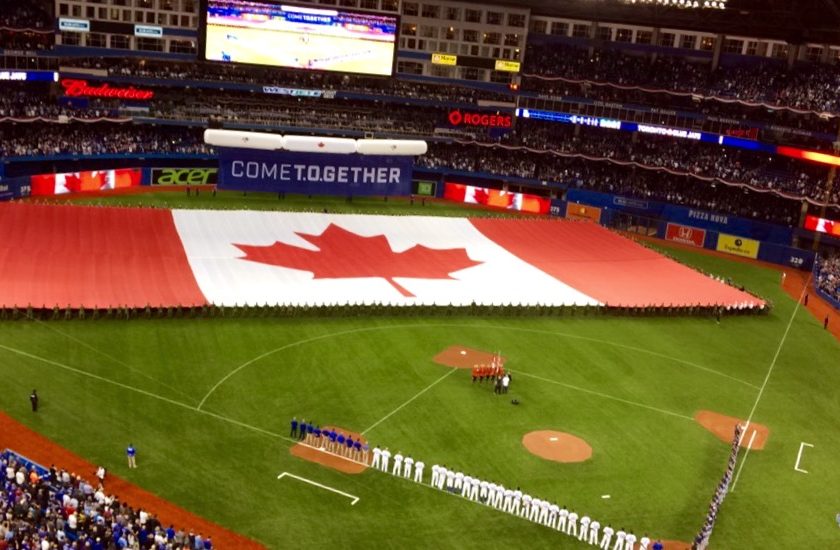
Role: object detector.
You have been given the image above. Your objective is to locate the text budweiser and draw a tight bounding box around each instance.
[60,79,155,100]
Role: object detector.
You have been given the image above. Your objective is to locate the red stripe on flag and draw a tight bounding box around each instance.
[469,218,762,308]
[0,203,208,308]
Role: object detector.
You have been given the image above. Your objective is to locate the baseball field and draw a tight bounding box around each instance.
[1,192,838,548]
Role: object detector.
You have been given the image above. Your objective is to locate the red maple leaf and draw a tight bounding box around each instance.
[62,173,83,193]
[234,224,482,297]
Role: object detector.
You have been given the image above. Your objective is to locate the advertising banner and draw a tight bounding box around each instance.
[30,169,141,196]
[665,223,706,247]
[565,202,602,223]
[804,214,840,236]
[151,167,218,185]
[443,182,550,214]
[217,148,414,196]
[716,233,760,259]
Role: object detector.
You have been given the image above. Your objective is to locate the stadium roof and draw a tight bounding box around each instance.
[485,0,840,44]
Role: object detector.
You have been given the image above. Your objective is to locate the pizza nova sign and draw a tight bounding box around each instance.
[151,168,218,185]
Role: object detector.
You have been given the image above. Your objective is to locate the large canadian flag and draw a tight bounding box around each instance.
[171,210,599,307]
[0,204,763,310]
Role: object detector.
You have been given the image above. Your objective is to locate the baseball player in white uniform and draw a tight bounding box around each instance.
[502,488,514,513]
[512,489,522,516]
[567,511,579,537]
[371,446,382,470]
[600,525,614,549]
[556,507,569,532]
[468,478,480,501]
[380,448,391,473]
[548,503,559,527]
[430,465,440,487]
[589,520,601,545]
[414,461,424,483]
[403,456,414,479]
[538,500,550,526]
[479,480,489,503]
[625,533,637,550]
[579,516,591,541]
[454,471,464,492]
[613,528,626,550]
[639,535,651,550]
[392,452,404,476]
[445,469,455,491]
[461,475,472,497]
[528,498,540,522]
[521,494,532,519]
[492,485,505,509]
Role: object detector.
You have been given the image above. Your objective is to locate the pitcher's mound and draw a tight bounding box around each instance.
[522,431,592,463]
[433,345,505,369]
[694,410,769,450]
[290,426,368,474]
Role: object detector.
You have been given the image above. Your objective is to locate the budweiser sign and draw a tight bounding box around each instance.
[60,79,155,100]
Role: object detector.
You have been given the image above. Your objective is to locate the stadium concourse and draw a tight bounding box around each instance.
[0,203,761,310]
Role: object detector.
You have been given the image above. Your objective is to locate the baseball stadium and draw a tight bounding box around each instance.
[1,0,840,549]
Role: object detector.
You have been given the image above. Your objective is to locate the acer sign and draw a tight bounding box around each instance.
[151,168,218,185]
[665,223,706,248]
[60,79,155,100]
[218,148,414,196]
[447,110,513,128]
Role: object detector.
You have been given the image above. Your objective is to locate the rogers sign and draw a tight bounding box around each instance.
[448,109,512,128]
[60,78,155,100]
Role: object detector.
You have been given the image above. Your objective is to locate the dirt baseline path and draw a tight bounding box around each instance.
[0,412,264,549]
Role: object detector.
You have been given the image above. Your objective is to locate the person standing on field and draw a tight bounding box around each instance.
[29,390,38,412]
[126,444,137,469]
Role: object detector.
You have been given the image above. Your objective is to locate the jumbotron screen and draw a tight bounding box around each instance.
[201,0,398,76]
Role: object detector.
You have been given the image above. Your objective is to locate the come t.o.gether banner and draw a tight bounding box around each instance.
[217,148,414,196]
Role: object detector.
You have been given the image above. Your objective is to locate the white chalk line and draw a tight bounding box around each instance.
[361,367,458,435]
[510,369,693,421]
[730,279,809,493]
[0,341,656,539]
[198,322,758,411]
[23,315,196,404]
[277,472,359,505]
[794,442,814,474]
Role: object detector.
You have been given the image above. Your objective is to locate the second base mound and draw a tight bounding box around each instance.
[522,431,592,463]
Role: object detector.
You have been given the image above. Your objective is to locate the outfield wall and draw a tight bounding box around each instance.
[555,190,818,272]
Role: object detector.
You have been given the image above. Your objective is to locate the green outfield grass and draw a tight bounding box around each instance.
[1,196,838,548]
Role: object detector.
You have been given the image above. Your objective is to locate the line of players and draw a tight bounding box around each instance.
[370,447,425,483]
[290,418,370,462]
[427,465,652,549]
[292,419,659,550]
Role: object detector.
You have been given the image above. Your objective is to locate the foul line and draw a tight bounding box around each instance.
[510,369,693,421]
[361,368,459,435]
[198,321,757,411]
[730,279,808,492]
[24,315,197,404]
[277,472,359,505]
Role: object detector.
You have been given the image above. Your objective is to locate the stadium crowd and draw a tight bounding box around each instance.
[70,58,513,105]
[0,126,210,157]
[816,254,840,303]
[1,451,209,549]
[524,43,840,115]
[0,0,51,30]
